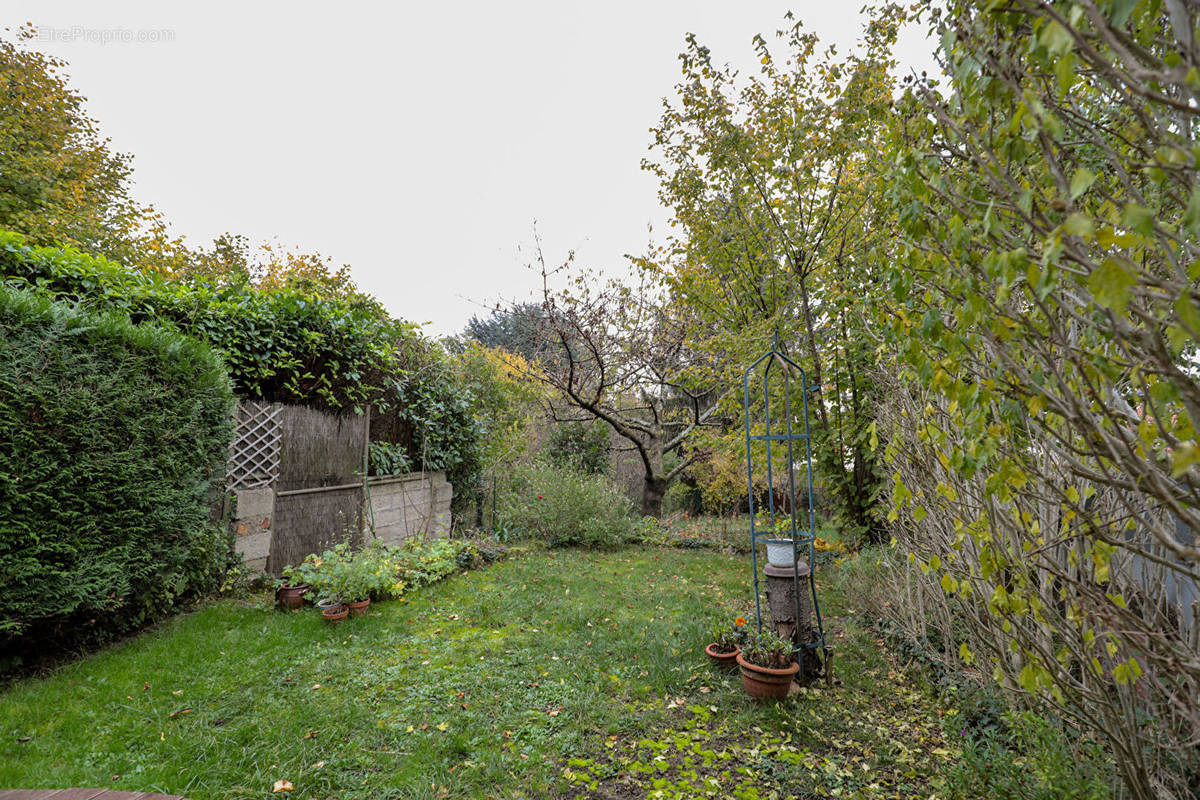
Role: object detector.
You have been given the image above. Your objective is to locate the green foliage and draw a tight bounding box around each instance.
[0,285,234,658]
[367,441,412,476]
[739,628,794,669]
[879,3,1200,796]
[387,537,470,588]
[451,342,542,472]
[446,342,543,524]
[497,461,636,548]
[0,228,411,413]
[645,12,904,543]
[707,615,748,654]
[0,27,140,261]
[944,712,1112,800]
[291,542,405,605]
[386,371,479,474]
[547,421,610,475]
[461,302,553,365]
[661,479,702,515]
[286,538,489,606]
[0,228,480,479]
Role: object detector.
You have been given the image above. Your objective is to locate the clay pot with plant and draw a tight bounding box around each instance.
[705,615,747,669]
[301,540,406,622]
[275,564,311,610]
[321,601,349,623]
[737,628,798,699]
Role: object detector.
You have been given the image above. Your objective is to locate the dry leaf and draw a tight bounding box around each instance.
[303,730,318,740]
[272,780,293,793]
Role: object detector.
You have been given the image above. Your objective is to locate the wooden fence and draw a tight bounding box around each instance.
[223,402,451,574]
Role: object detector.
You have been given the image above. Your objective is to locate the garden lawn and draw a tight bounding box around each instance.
[0,546,958,800]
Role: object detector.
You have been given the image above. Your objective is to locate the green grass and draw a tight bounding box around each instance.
[0,545,962,799]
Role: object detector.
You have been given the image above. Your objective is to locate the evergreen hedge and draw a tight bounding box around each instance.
[0,286,235,661]
[0,230,481,482]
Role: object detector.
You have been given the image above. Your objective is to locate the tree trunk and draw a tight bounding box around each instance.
[642,473,668,518]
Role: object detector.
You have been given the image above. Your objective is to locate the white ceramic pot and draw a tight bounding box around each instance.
[765,540,797,566]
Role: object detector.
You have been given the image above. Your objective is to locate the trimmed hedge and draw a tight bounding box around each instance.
[0,230,480,482]
[0,286,235,660]
[0,229,406,413]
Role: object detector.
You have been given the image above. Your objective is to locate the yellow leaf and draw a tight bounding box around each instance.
[272,780,293,793]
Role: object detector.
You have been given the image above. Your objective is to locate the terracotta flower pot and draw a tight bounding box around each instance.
[736,652,799,699]
[276,583,310,610]
[322,604,348,623]
[348,599,371,615]
[705,643,740,669]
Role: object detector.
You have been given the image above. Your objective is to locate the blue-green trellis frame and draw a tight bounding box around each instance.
[743,340,827,676]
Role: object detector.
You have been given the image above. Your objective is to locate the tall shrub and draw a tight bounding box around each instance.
[497,461,635,548]
[0,287,234,661]
[0,229,408,413]
[881,2,1200,796]
[0,229,481,485]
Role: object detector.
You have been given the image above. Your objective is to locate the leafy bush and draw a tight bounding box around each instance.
[662,480,702,515]
[368,441,412,476]
[497,461,635,548]
[289,542,404,604]
[0,229,407,413]
[0,286,234,659]
[389,538,467,588]
[0,228,481,479]
[546,421,610,475]
[285,537,495,603]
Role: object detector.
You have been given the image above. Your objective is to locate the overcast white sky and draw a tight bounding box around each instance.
[8,2,937,335]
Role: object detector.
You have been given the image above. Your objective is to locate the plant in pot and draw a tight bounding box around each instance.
[736,628,798,699]
[346,541,407,613]
[705,615,747,669]
[275,564,310,611]
[296,546,350,622]
[341,554,376,615]
[317,587,348,622]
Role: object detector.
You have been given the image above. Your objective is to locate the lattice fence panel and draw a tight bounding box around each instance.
[227,401,282,489]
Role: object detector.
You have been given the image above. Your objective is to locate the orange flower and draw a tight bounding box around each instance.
[735,616,747,627]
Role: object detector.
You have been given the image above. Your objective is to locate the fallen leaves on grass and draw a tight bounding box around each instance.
[564,676,957,800]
